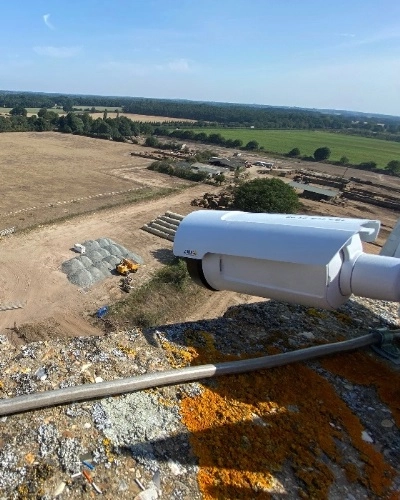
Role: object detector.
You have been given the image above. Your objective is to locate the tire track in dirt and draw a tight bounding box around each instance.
[0,185,220,338]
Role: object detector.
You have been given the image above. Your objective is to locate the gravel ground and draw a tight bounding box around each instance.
[61,239,143,288]
[0,296,399,499]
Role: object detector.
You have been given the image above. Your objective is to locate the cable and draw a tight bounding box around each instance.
[0,331,396,417]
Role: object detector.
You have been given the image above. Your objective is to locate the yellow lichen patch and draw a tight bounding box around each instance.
[158,395,175,408]
[24,453,35,465]
[159,338,198,368]
[333,312,354,325]
[321,351,400,427]
[180,334,395,499]
[306,308,327,319]
[102,437,115,463]
[117,345,136,357]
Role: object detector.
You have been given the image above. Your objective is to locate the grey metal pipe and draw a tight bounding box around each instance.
[0,331,387,417]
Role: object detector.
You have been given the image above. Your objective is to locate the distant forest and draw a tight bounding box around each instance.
[0,109,157,139]
[1,90,400,134]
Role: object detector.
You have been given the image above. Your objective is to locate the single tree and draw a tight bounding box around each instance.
[62,102,73,112]
[10,106,27,117]
[287,147,301,157]
[339,156,349,165]
[359,161,377,170]
[313,147,331,161]
[195,132,208,142]
[208,133,225,145]
[232,139,243,148]
[33,117,52,132]
[233,178,299,213]
[145,136,159,147]
[244,140,259,151]
[385,160,400,175]
[214,173,226,186]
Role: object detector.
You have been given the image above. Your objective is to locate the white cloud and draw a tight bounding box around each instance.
[43,14,55,30]
[338,33,356,38]
[33,46,81,58]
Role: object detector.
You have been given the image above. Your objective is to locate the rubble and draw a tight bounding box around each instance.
[0,297,399,498]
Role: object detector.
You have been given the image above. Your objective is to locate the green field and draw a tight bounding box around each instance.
[0,107,65,115]
[189,128,400,168]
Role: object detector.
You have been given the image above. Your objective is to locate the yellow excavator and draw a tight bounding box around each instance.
[115,258,139,276]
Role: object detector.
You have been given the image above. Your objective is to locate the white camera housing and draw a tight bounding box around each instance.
[173,210,400,309]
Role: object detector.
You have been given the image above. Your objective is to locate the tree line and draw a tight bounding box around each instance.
[0,107,156,140]
[0,92,125,110]
[1,90,399,133]
[124,99,400,133]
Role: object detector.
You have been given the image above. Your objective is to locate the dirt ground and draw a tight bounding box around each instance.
[0,132,192,232]
[0,185,220,341]
[1,132,400,343]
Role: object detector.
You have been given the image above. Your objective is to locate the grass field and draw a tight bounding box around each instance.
[0,107,66,116]
[188,128,400,168]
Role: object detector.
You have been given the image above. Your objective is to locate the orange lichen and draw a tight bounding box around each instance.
[321,351,400,427]
[344,462,361,483]
[180,331,395,499]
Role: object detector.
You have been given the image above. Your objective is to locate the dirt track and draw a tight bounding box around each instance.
[0,184,264,341]
[1,133,400,342]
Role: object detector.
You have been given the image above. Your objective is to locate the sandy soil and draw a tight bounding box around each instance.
[0,132,192,232]
[0,184,263,341]
[1,132,400,343]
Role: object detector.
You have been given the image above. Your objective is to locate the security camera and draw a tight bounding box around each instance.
[173,210,400,309]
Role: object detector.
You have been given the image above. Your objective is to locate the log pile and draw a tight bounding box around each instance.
[191,191,234,210]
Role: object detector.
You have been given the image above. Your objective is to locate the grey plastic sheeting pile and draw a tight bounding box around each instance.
[62,238,143,288]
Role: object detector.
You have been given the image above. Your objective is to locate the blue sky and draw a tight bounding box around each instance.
[1,0,400,115]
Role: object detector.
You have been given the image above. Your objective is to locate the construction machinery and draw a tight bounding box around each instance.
[115,258,139,276]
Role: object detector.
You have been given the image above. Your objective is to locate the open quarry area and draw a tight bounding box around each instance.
[0,132,400,499]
